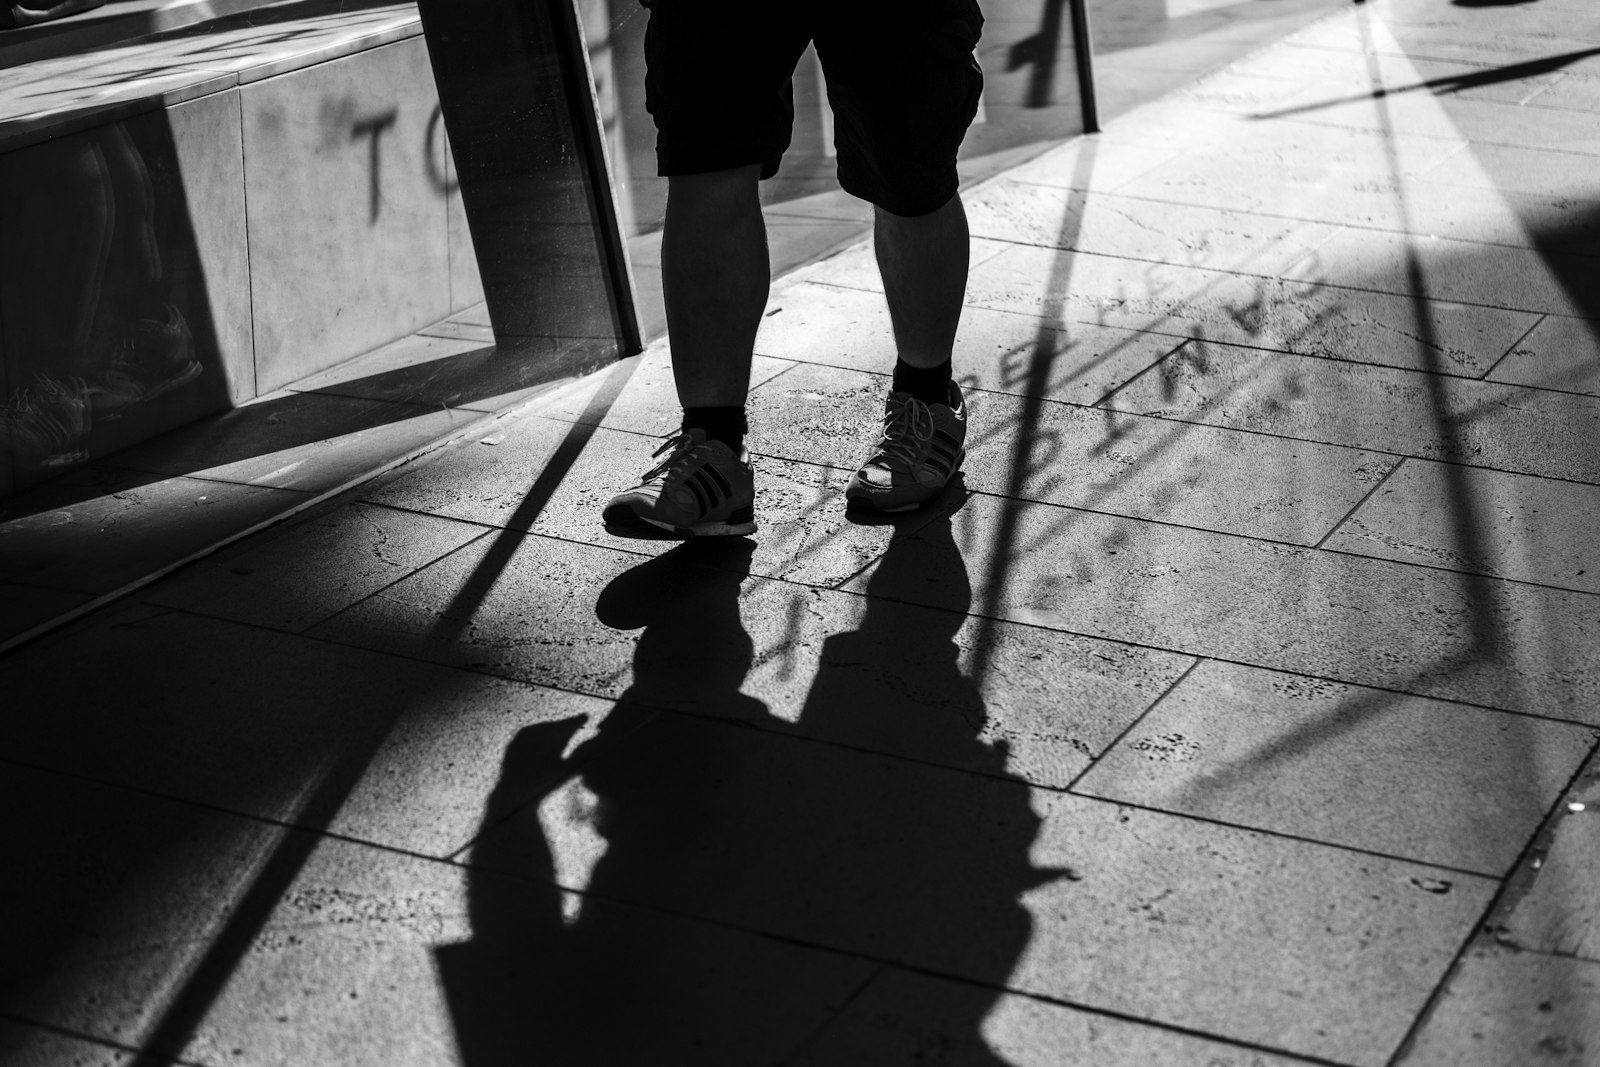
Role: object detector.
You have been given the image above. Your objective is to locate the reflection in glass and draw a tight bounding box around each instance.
[0,116,221,488]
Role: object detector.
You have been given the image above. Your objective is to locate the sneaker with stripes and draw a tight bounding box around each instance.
[845,380,967,513]
[603,428,756,537]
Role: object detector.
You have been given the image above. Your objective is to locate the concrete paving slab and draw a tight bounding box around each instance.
[0,604,608,857]
[1266,84,1600,158]
[739,570,1195,788]
[178,831,873,1067]
[966,241,1539,376]
[285,333,493,403]
[963,392,1396,544]
[745,360,893,470]
[964,182,1342,279]
[1115,150,1585,254]
[1105,338,1600,485]
[360,411,927,590]
[755,281,1185,407]
[1498,770,1600,962]
[1415,140,1600,200]
[985,138,1183,193]
[0,465,306,597]
[1224,47,1570,108]
[102,390,470,498]
[1161,70,1342,117]
[1488,313,1600,397]
[1075,659,1597,874]
[1399,944,1600,1067]
[782,235,1014,294]
[525,341,792,436]
[845,492,1600,721]
[500,709,1494,1065]
[0,763,285,1055]
[1527,69,1600,113]
[1305,226,1600,318]
[1292,9,1600,69]
[792,967,1319,1067]
[142,501,488,632]
[306,533,709,695]
[313,522,1191,789]
[1325,459,1600,594]
[0,581,93,648]
[1099,99,1469,175]
[287,331,595,416]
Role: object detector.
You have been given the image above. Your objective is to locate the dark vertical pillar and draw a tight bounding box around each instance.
[1068,0,1100,134]
[416,0,641,364]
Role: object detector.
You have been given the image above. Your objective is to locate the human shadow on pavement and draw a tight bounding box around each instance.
[439,518,1047,1064]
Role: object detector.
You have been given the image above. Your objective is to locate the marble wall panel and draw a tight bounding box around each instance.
[242,36,451,392]
[0,93,247,493]
[166,89,254,404]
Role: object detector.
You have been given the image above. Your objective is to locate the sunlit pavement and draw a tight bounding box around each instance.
[5,0,1600,1063]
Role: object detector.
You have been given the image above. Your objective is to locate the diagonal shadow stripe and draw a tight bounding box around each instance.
[1252,45,1600,121]
[124,352,642,1065]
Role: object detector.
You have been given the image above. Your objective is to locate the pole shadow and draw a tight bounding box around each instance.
[439,514,1046,1063]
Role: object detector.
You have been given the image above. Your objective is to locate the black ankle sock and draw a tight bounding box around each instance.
[892,358,953,405]
[682,406,747,452]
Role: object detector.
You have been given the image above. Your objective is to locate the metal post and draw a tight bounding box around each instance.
[1067,0,1100,133]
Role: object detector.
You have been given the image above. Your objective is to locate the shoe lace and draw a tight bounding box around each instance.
[640,430,700,483]
[872,394,934,468]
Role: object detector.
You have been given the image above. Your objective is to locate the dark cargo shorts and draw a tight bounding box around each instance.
[642,0,984,218]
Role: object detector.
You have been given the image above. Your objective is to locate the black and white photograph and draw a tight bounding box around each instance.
[2,0,1598,1063]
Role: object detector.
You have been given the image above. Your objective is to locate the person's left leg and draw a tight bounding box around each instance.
[819,0,985,512]
[874,191,969,372]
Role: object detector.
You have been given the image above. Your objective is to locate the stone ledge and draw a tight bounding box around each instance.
[0,0,421,153]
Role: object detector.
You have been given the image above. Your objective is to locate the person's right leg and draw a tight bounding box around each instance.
[602,165,767,538]
[605,3,808,538]
[661,164,768,414]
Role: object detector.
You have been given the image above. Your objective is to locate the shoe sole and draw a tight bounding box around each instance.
[845,449,966,515]
[642,516,758,538]
[603,502,756,539]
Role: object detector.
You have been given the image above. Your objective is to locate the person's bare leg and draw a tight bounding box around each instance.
[661,164,769,408]
[873,192,969,370]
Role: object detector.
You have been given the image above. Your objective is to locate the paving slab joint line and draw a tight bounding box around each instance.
[1058,790,1505,882]
[1316,541,1600,600]
[1064,659,1202,793]
[1476,313,1547,384]
[1313,455,1407,550]
[774,964,889,1065]
[0,406,485,662]
[1088,184,1593,266]
[0,1011,181,1066]
[287,520,502,637]
[444,846,1368,1067]
[810,570,1598,731]
[0,752,475,874]
[1084,402,1600,493]
[1382,732,1600,1066]
[1089,335,1201,410]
